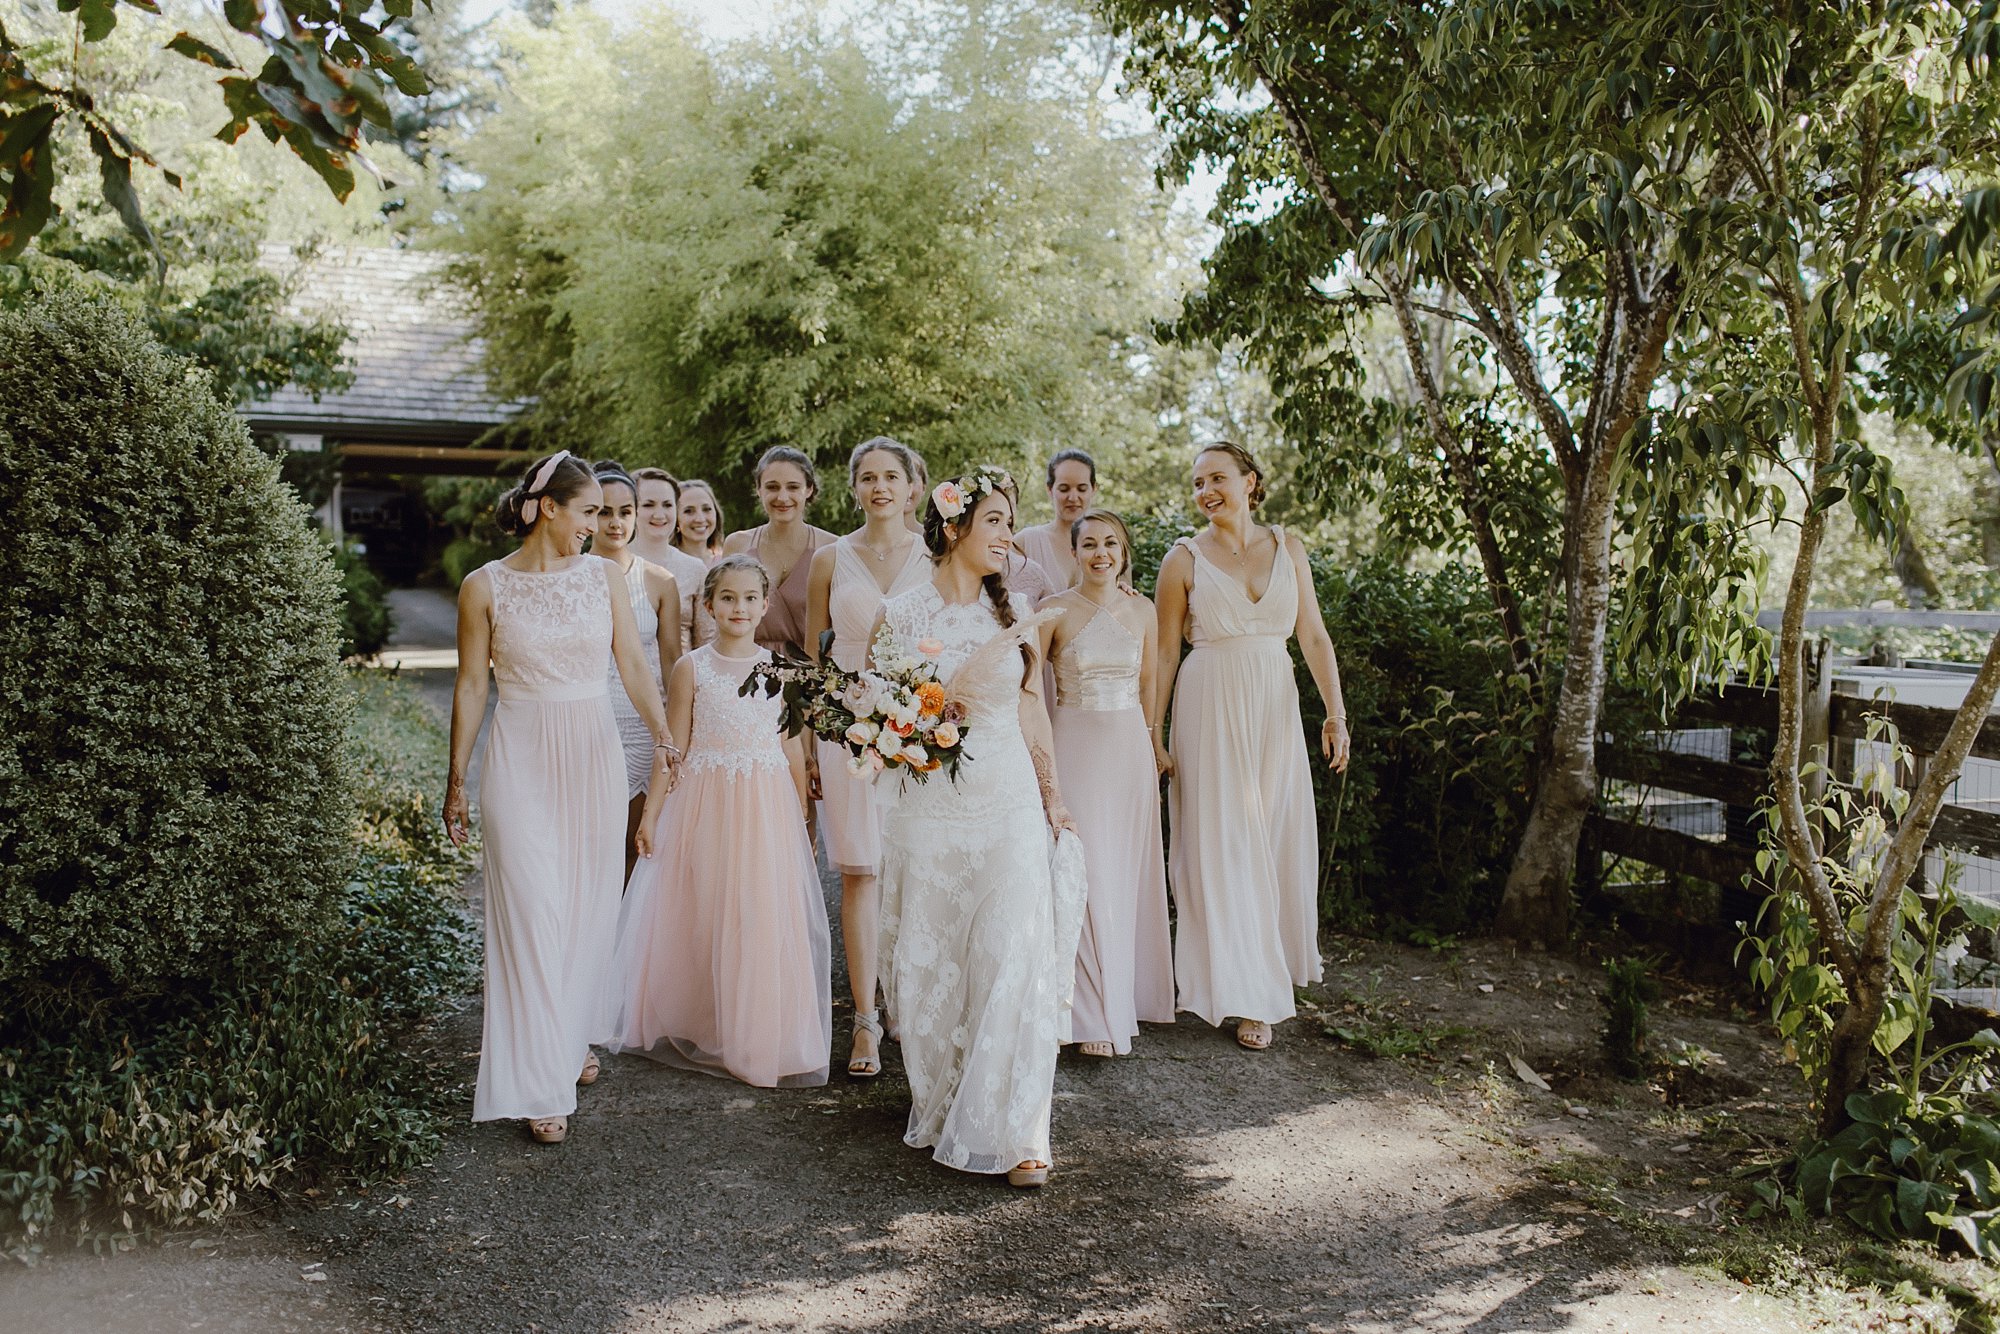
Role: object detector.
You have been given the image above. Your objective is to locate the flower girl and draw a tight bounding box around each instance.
[607,555,832,1088]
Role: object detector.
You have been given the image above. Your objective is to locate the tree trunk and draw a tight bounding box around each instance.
[1819,981,1888,1138]
[1494,439,1620,947]
[1893,525,1942,610]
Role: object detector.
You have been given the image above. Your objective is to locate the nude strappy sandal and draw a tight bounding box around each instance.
[849,1009,884,1079]
[529,1116,568,1144]
[1008,1160,1050,1188]
[577,1051,601,1086]
[1235,1019,1272,1051]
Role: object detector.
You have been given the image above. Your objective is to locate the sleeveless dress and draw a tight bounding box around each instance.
[818,535,931,875]
[1016,526,1074,591]
[1052,608,1174,1053]
[606,556,667,798]
[1167,530,1322,1026]
[652,544,710,656]
[608,646,832,1088]
[474,557,626,1122]
[753,528,826,659]
[876,585,1087,1174]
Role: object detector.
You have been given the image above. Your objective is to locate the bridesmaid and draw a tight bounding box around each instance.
[673,478,726,565]
[444,450,673,1144]
[804,435,931,1077]
[1014,449,1099,589]
[1038,510,1173,1057]
[1154,442,1349,1052]
[630,466,709,655]
[723,446,835,659]
[588,460,683,877]
[991,474,1060,604]
[608,555,832,1088]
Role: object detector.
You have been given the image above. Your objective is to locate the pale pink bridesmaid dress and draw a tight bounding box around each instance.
[1051,608,1174,1052]
[609,645,831,1088]
[817,534,930,875]
[1167,529,1321,1026]
[474,557,626,1122]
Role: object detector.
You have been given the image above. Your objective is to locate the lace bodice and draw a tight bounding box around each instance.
[604,557,663,692]
[829,536,930,672]
[1053,608,1142,711]
[683,646,790,778]
[1182,526,1298,646]
[487,558,613,699]
[881,583,1034,728]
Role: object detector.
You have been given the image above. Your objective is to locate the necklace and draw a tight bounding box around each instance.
[860,531,910,563]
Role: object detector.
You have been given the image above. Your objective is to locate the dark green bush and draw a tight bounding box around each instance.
[0,673,478,1259]
[329,537,395,659]
[0,292,355,991]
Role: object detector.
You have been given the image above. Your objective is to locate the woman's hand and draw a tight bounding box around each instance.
[1046,800,1077,836]
[443,782,470,847]
[804,755,824,802]
[634,817,656,860]
[653,741,681,793]
[1322,716,1350,773]
[1152,734,1173,778]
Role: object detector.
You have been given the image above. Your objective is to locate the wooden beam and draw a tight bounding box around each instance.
[1828,694,2000,762]
[1586,813,1759,888]
[1598,744,1771,807]
[1927,804,2000,861]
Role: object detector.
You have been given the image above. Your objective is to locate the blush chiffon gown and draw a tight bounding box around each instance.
[1051,608,1174,1053]
[1166,529,1322,1027]
[608,645,832,1088]
[473,556,627,1122]
[817,535,931,876]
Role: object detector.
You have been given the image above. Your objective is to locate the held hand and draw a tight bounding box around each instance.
[1323,717,1351,773]
[1046,801,1077,835]
[443,785,470,848]
[653,742,682,793]
[634,817,656,860]
[805,759,824,803]
[1152,736,1174,778]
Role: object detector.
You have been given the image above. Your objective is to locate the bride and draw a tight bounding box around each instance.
[870,468,1085,1188]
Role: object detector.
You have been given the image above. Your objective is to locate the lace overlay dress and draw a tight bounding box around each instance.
[1167,530,1322,1026]
[876,585,1087,1174]
[818,535,931,875]
[474,557,626,1122]
[606,556,667,798]
[608,647,831,1088]
[1052,609,1174,1053]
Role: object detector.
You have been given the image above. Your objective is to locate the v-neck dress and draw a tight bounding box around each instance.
[753,527,826,659]
[1166,529,1321,1026]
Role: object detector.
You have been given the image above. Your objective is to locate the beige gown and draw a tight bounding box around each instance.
[1166,530,1322,1025]
[474,557,626,1121]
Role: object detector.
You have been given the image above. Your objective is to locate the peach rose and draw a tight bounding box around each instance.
[932,722,960,750]
[932,481,966,519]
[916,638,945,659]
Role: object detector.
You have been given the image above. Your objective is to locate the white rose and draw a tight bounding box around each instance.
[875,730,904,760]
[846,720,879,746]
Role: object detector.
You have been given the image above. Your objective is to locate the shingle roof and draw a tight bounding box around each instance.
[243,244,523,441]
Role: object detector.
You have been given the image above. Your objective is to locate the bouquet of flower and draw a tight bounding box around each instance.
[740,625,970,785]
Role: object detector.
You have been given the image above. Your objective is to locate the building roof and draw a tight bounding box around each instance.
[243,244,523,443]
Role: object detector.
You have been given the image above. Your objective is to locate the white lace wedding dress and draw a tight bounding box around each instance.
[876,584,1087,1175]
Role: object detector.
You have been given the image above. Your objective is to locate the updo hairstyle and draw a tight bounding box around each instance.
[847,435,924,493]
[754,445,819,501]
[592,458,637,498]
[922,472,1017,629]
[701,551,772,606]
[1197,440,1267,510]
[1046,447,1097,488]
[495,451,597,538]
[632,466,679,499]
[1069,507,1134,581]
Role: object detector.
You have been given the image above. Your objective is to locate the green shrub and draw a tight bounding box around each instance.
[441,533,511,588]
[1602,955,1660,1078]
[0,292,355,991]
[329,536,395,659]
[0,673,478,1259]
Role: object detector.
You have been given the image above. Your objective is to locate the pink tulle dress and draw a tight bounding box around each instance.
[1051,607,1174,1052]
[608,646,832,1088]
[817,534,930,876]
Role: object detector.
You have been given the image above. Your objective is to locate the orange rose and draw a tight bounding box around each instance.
[916,682,947,716]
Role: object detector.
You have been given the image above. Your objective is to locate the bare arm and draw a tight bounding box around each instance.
[606,562,675,781]
[1019,637,1074,833]
[648,564,683,691]
[1152,544,1193,726]
[721,527,756,556]
[805,543,838,664]
[443,570,493,846]
[1129,593,1170,776]
[634,655,697,856]
[1286,534,1348,772]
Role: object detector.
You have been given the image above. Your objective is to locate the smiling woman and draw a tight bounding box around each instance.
[444,450,674,1145]
[722,446,837,659]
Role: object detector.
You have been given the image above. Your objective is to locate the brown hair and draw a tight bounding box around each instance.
[701,551,771,606]
[495,452,597,538]
[1195,441,1267,510]
[754,446,819,502]
[1046,448,1097,489]
[1069,507,1133,581]
[632,466,679,499]
[922,475,1017,629]
[847,435,924,495]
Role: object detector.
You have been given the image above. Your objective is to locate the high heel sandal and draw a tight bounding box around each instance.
[1007,1160,1050,1188]
[529,1116,568,1144]
[1235,1019,1273,1051]
[577,1051,601,1086]
[849,1009,883,1079]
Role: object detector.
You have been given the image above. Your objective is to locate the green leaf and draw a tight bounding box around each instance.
[78,0,118,41]
[165,31,239,69]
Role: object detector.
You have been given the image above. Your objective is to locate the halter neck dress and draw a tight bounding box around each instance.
[1166,529,1322,1026]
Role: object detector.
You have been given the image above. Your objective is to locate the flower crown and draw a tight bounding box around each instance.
[930,468,1014,522]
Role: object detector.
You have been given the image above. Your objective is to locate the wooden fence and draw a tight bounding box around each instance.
[1588,649,2000,908]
